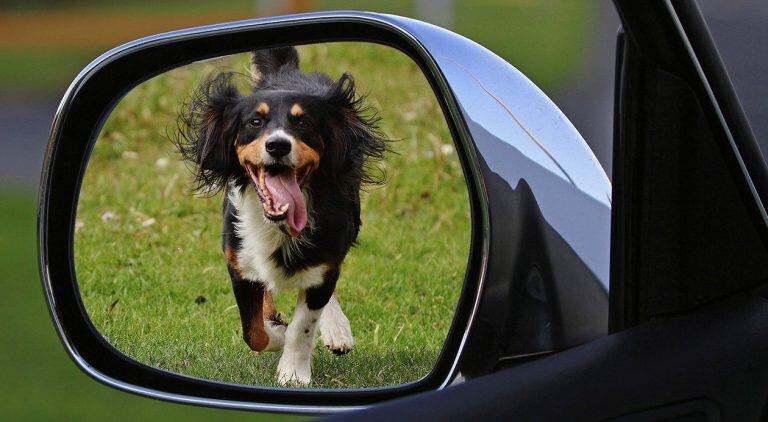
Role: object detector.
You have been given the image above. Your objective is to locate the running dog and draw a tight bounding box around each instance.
[175,46,389,386]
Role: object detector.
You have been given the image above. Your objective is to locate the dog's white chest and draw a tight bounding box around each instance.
[229,188,326,293]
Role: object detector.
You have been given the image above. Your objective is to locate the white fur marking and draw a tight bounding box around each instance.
[229,187,325,294]
[277,291,323,386]
[267,129,295,144]
[262,319,286,352]
[319,296,355,354]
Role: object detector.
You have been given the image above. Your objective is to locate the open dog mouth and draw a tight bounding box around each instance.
[245,162,310,238]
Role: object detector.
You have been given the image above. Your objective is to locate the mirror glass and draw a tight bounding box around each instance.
[75,42,471,389]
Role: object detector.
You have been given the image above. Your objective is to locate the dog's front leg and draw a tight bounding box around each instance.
[277,267,338,386]
[319,291,355,355]
[229,264,286,352]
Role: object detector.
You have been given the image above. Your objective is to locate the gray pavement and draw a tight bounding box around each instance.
[0,93,59,190]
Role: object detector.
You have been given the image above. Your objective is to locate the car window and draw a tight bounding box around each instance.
[697,0,768,159]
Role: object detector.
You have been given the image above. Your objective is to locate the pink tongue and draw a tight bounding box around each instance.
[264,171,308,237]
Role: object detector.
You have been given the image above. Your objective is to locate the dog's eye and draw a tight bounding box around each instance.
[297,119,311,129]
[248,118,264,128]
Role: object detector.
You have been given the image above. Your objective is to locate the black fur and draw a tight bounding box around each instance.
[306,267,340,310]
[252,46,300,78]
[173,73,242,194]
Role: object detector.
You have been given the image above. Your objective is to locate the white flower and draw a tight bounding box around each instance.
[155,157,169,168]
[141,218,156,227]
[101,211,117,222]
[440,143,454,155]
[403,110,418,122]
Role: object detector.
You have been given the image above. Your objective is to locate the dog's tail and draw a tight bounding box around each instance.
[251,47,299,79]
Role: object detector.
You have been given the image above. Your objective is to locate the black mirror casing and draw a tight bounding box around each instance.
[38,12,611,413]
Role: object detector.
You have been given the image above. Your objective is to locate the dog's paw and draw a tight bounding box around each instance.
[267,312,287,326]
[319,308,355,355]
[276,354,311,387]
[262,316,287,352]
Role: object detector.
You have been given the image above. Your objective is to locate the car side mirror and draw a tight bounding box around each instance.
[39,11,611,414]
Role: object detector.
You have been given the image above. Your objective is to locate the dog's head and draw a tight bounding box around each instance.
[175,47,389,238]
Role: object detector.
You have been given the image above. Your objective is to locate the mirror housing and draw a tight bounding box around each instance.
[39,11,610,413]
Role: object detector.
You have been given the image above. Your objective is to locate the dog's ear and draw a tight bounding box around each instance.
[324,73,390,187]
[252,47,300,78]
[174,72,241,194]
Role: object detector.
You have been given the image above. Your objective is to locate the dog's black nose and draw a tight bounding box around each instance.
[265,137,292,158]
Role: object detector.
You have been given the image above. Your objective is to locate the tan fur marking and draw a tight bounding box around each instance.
[263,291,279,319]
[246,332,269,352]
[245,301,270,352]
[294,139,320,171]
[290,103,304,117]
[225,245,239,271]
[256,102,270,115]
[236,134,268,167]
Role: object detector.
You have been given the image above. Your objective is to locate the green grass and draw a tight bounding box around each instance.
[0,0,596,92]
[0,51,97,93]
[453,0,598,90]
[75,43,470,389]
[0,190,293,420]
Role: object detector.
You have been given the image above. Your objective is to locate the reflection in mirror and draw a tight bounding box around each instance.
[75,42,470,389]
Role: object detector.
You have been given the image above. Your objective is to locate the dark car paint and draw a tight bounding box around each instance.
[330,288,768,421]
[611,0,768,332]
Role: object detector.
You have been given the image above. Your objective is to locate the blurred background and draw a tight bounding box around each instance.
[0,0,764,419]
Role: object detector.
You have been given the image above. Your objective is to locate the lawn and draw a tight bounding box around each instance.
[74,42,470,389]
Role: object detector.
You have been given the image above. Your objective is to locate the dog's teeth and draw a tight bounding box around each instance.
[280,203,289,212]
